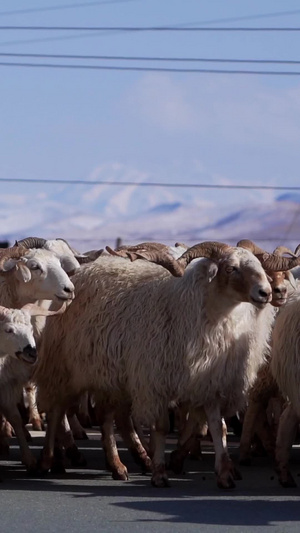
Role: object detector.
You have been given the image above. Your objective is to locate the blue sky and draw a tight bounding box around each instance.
[1,0,300,249]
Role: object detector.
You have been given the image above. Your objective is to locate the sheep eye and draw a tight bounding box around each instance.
[30,263,41,271]
[5,328,13,334]
[226,266,237,274]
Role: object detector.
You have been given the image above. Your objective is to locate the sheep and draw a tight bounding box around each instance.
[236,243,298,466]
[33,240,300,489]
[0,244,75,469]
[270,289,300,487]
[15,236,104,433]
[0,302,68,472]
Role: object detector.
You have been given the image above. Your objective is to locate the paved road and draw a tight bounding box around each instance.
[1,429,300,533]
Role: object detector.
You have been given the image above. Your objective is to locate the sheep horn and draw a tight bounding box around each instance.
[238,239,300,271]
[76,249,105,264]
[255,253,300,272]
[55,238,80,255]
[0,246,29,273]
[106,242,185,277]
[237,239,266,255]
[56,238,104,264]
[294,244,300,257]
[177,241,231,268]
[273,246,297,258]
[175,242,189,249]
[16,237,47,249]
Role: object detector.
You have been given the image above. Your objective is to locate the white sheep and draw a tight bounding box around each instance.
[0,302,68,472]
[33,240,297,489]
[270,289,300,487]
[0,244,75,470]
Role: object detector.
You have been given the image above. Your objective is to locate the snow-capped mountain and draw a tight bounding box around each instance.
[1,174,299,252]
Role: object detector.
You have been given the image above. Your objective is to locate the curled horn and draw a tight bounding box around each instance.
[238,239,300,272]
[177,241,232,269]
[0,246,29,273]
[75,249,105,264]
[106,242,185,277]
[175,242,189,249]
[237,239,266,255]
[16,237,47,249]
[294,244,300,257]
[273,246,297,258]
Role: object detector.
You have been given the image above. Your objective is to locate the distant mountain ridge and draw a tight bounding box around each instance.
[2,189,300,253]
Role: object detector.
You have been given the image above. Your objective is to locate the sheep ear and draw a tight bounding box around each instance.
[15,263,31,283]
[207,262,218,283]
[285,270,297,290]
[59,257,80,274]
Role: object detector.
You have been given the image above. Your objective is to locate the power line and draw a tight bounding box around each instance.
[189,9,300,26]
[1,178,300,191]
[2,52,300,65]
[2,11,300,47]
[1,60,300,75]
[0,0,136,16]
[3,25,300,31]
[0,5,299,21]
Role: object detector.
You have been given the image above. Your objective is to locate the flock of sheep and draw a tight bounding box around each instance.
[1,235,300,490]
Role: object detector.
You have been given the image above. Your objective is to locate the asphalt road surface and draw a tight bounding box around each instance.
[1,428,300,533]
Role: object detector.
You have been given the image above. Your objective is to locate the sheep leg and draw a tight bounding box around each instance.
[114,406,152,473]
[1,404,37,473]
[67,412,88,440]
[239,401,262,465]
[205,404,241,489]
[96,405,128,480]
[169,408,206,474]
[24,384,44,431]
[252,410,276,458]
[275,403,299,488]
[76,392,93,428]
[58,414,87,467]
[39,406,65,473]
[151,414,170,487]
[0,413,12,456]
[132,419,150,455]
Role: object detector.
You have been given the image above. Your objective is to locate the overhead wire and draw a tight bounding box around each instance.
[1,178,300,191]
[0,0,138,17]
[1,52,300,65]
[3,25,300,31]
[1,61,300,75]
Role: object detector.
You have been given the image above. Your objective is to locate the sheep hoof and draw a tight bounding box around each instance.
[111,467,129,481]
[151,466,170,487]
[151,474,170,488]
[217,475,236,489]
[130,449,152,473]
[141,455,152,474]
[168,450,185,474]
[278,472,297,488]
[31,419,45,431]
[65,445,87,467]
